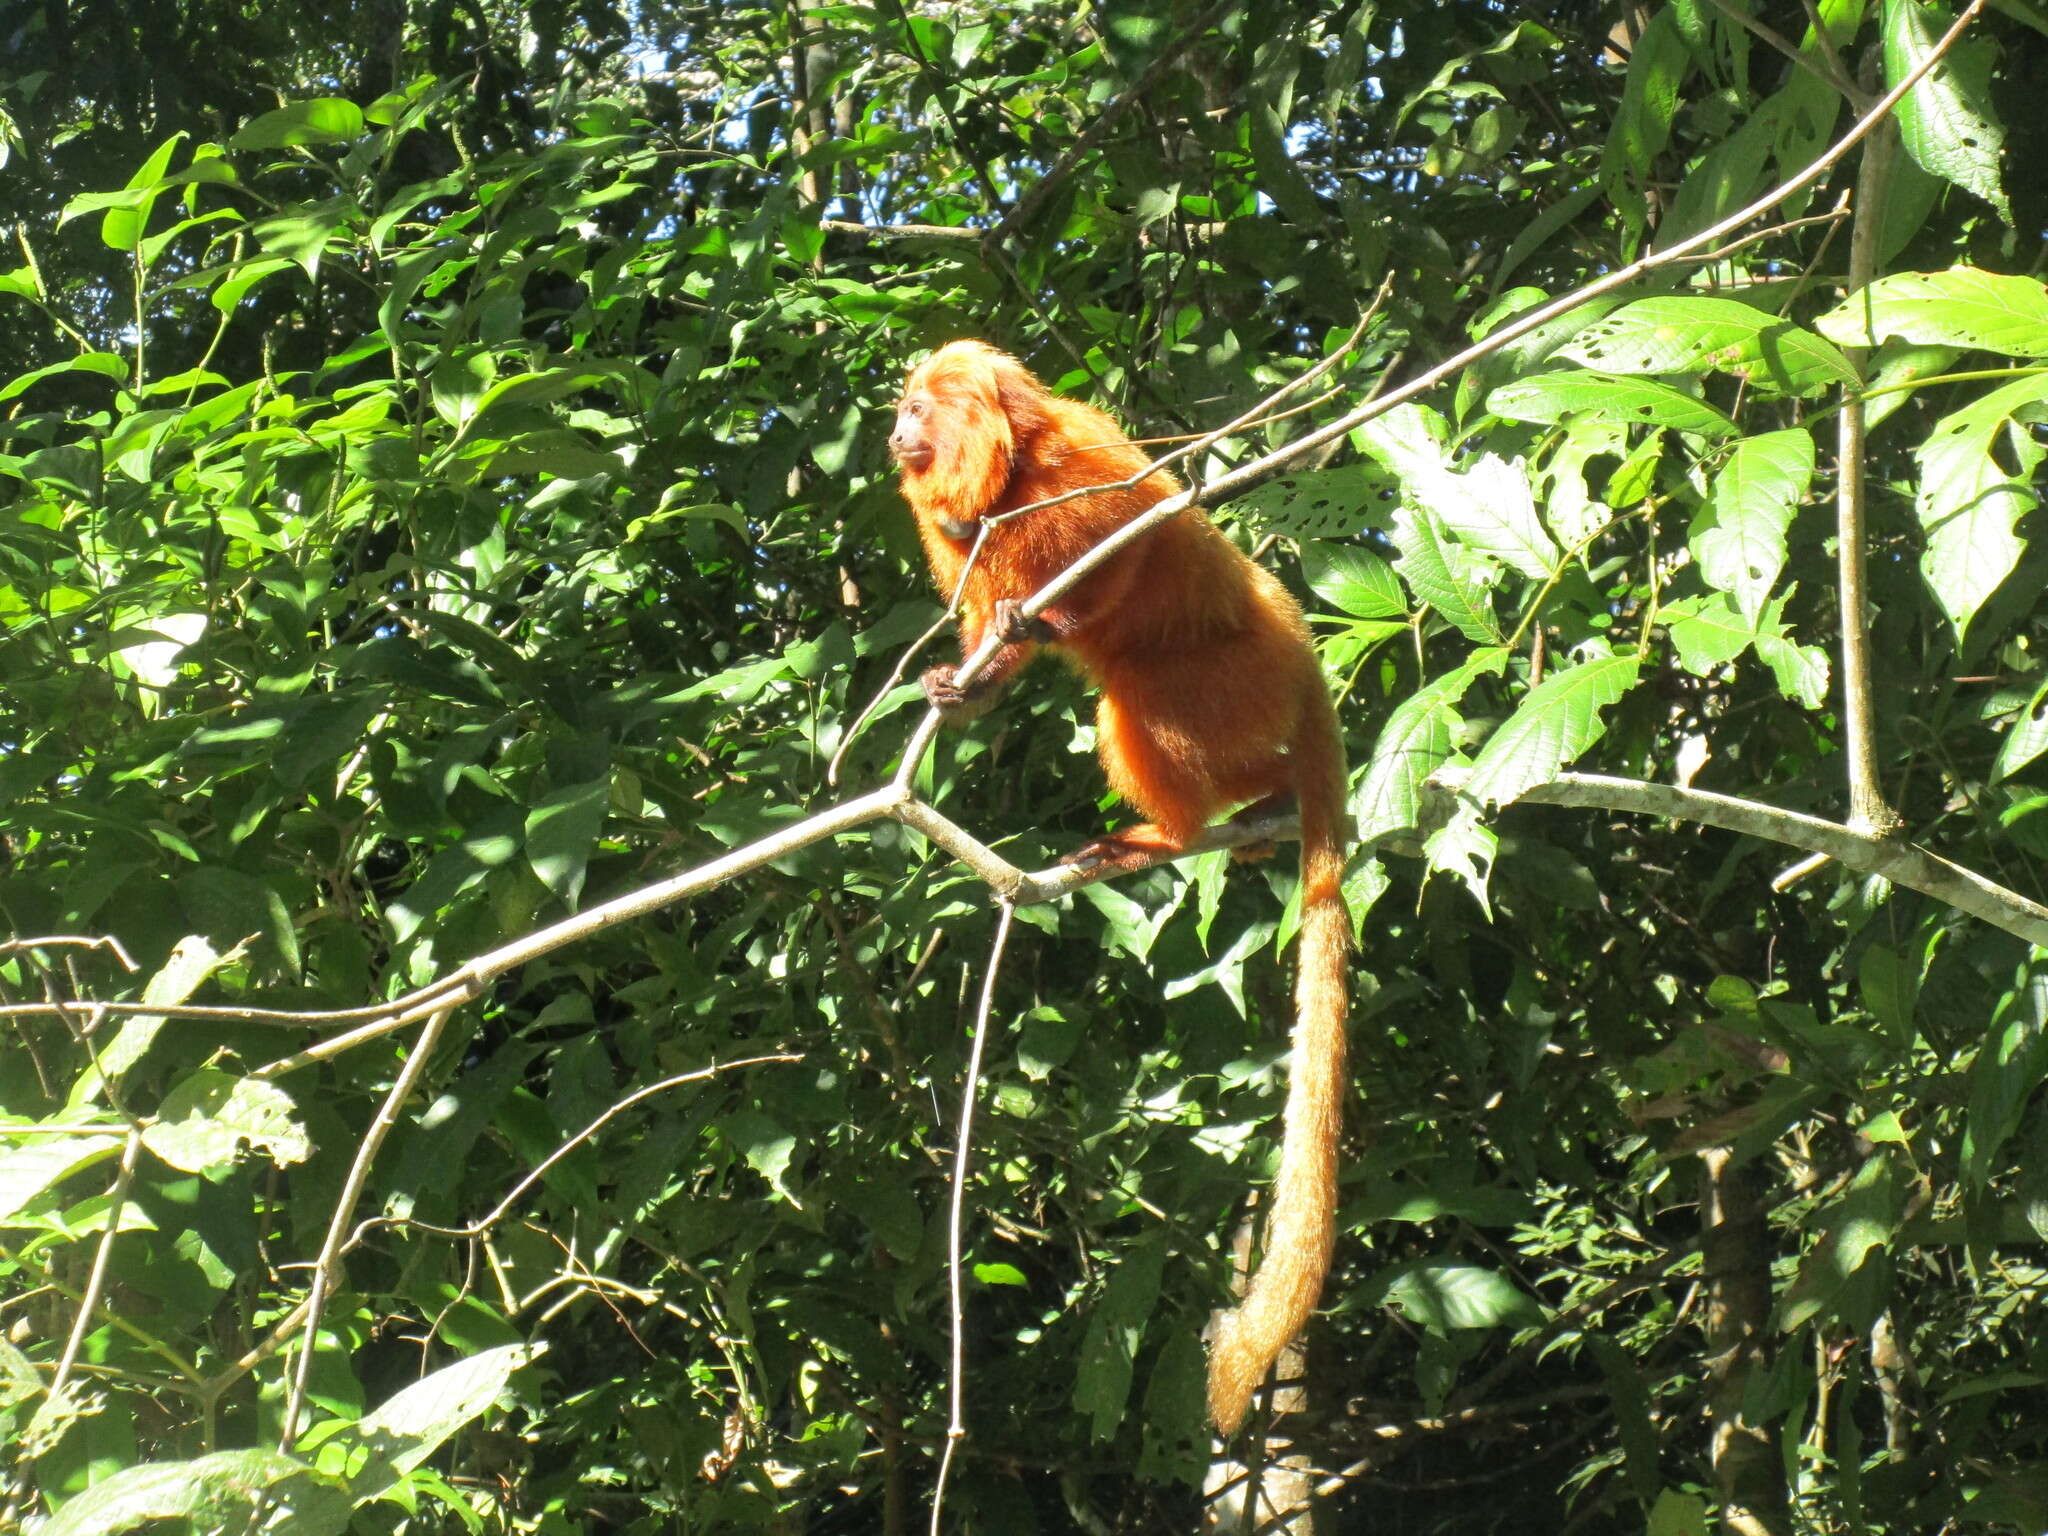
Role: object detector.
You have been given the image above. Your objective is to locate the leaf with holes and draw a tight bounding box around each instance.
[1489,368,1735,438]
[1690,427,1813,623]
[1464,651,1641,807]
[1816,267,2048,356]
[1561,296,1857,396]
[1914,373,2048,643]
[1884,0,2009,222]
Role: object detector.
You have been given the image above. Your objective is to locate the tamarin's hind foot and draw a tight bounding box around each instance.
[1226,793,1295,862]
[1062,824,1186,873]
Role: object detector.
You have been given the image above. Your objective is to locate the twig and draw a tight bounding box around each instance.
[0,934,138,969]
[930,899,1018,1535]
[397,1055,803,1241]
[48,1128,143,1399]
[279,1001,455,1451]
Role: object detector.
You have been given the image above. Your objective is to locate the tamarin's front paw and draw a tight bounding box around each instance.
[992,598,1055,646]
[921,665,988,720]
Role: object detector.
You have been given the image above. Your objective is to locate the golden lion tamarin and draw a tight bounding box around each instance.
[890,340,1351,1433]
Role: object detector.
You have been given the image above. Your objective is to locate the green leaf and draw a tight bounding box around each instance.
[1600,7,1689,226]
[1816,267,2048,355]
[104,407,181,481]
[1995,676,2048,782]
[723,1110,800,1201]
[1913,373,2048,642]
[1076,879,1158,963]
[1561,296,1858,396]
[1591,1336,1663,1505]
[1690,427,1814,623]
[1248,42,1324,227]
[1826,268,2048,360]
[1303,542,1405,619]
[229,98,367,150]
[253,196,352,278]
[39,1449,348,1536]
[76,133,187,251]
[1016,1007,1082,1079]
[209,254,299,314]
[342,1345,543,1501]
[1391,503,1503,643]
[1883,0,2010,221]
[1073,1238,1166,1441]
[837,1176,924,1262]
[1663,590,1829,707]
[1236,467,1382,539]
[1353,648,1508,842]
[1375,1259,1543,1334]
[74,934,238,1103]
[1858,944,1921,1046]
[525,776,609,908]
[1427,453,1560,578]
[0,1136,121,1226]
[385,805,524,943]
[1752,601,1830,708]
[142,1070,310,1172]
[1488,368,1736,438]
[1963,963,2048,1188]
[1136,1328,1208,1485]
[629,483,749,538]
[0,351,127,403]
[1780,1152,1900,1331]
[1647,1489,1711,1536]
[1162,916,1272,1016]
[1657,95,1777,248]
[140,208,241,270]
[1464,651,1641,807]
[430,350,496,429]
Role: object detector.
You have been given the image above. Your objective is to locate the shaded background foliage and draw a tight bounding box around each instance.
[3,0,2048,1531]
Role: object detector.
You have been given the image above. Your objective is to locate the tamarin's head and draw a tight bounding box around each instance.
[890,340,1051,516]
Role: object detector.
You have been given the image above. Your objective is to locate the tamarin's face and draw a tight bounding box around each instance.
[888,385,937,471]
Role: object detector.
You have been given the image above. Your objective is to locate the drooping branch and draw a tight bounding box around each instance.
[1487,772,2048,946]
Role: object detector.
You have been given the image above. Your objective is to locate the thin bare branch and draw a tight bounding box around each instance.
[0,934,138,969]
[930,899,1018,1536]
[49,1128,143,1400]
[396,1055,803,1242]
[279,1001,456,1452]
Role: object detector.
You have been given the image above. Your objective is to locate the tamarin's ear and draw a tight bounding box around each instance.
[989,354,1052,443]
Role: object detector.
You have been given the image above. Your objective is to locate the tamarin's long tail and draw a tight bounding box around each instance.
[1207,687,1351,1435]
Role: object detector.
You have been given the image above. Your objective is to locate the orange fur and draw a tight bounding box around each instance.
[891,340,1352,1434]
